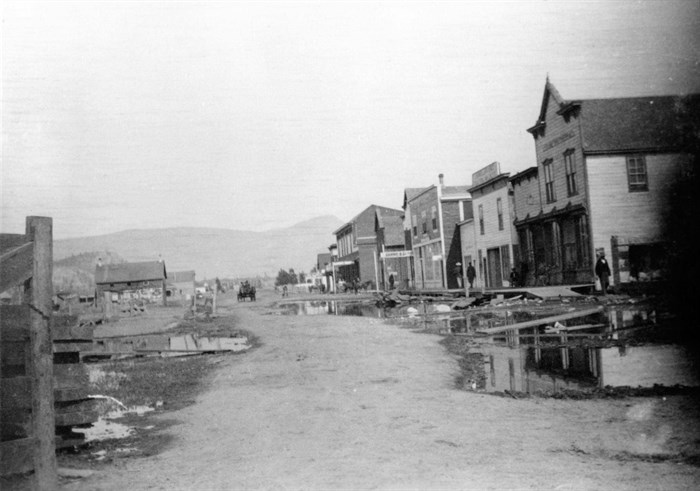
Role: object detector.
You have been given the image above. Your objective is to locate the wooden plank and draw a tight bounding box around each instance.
[55,400,98,427]
[1,340,27,365]
[25,216,58,489]
[0,233,28,255]
[476,306,604,334]
[53,323,95,341]
[0,305,30,330]
[0,437,36,476]
[1,377,89,406]
[53,341,95,353]
[0,376,32,408]
[0,242,33,294]
[1,420,30,441]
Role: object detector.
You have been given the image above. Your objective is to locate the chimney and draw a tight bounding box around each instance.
[438,173,444,188]
[97,257,103,267]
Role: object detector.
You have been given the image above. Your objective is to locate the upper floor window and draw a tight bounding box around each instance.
[497,198,504,231]
[431,206,438,231]
[412,215,417,237]
[543,158,556,203]
[421,211,427,235]
[627,155,648,192]
[564,150,577,196]
[478,204,484,235]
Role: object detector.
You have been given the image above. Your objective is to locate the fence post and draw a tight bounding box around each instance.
[25,216,57,489]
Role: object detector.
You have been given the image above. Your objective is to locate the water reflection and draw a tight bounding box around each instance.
[279,300,385,318]
[477,304,699,394]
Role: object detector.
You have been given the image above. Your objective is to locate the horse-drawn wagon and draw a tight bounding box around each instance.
[237,281,256,301]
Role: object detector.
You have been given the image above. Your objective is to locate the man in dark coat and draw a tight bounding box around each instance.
[466,262,476,289]
[595,252,611,295]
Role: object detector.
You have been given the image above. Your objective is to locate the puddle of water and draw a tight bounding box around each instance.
[473,304,699,394]
[280,300,386,318]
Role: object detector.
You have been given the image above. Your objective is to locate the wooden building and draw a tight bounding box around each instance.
[405,174,472,289]
[375,208,412,290]
[95,260,167,305]
[166,270,196,299]
[333,205,404,289]
[515,79,696,287]
[466,162,519,288]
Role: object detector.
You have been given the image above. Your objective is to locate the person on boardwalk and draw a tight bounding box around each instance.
[466,262,476,289]
[454,262,463,288]
[595,252,611,295]
[388,273,395,290]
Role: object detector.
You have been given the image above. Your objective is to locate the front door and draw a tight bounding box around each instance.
[487,247,503,288]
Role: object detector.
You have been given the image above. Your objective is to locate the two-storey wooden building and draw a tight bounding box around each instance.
[517,79,696,287]
[467,162,519,288]
[405,174,471,289]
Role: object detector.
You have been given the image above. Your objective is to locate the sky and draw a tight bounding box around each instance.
[2,0,699,239]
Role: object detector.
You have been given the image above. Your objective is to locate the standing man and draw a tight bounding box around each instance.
[466,262,476,289]
[595,252,611,295]
[453,262,463,289]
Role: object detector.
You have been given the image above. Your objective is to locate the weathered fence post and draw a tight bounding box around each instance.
[24,216,57,490]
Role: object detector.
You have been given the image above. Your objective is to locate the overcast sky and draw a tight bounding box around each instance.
[2,0,699,239]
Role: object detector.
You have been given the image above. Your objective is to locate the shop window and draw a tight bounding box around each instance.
[627,155,648,192]
[564,149,577,196]
[543,159,556,203]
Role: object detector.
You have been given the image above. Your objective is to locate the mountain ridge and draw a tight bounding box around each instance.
[53,215,344,279]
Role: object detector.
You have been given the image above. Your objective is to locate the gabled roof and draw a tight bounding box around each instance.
[528,78,697,152]
[334,204,402,235]
[579,96,694,153]
[403,187,428,209]
[168,270,195,283]
[95,261,167,284]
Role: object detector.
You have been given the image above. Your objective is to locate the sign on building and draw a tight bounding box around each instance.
[472,161,501,187]
[380,251,413,259]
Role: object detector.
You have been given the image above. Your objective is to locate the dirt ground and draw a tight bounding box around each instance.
[59,289,700,490]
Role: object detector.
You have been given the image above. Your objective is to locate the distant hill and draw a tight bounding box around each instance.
[53,251,124,294]
[53,215,344,280]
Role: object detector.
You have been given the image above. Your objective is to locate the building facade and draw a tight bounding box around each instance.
[467,162,519,289]
[333,205,403,289]
[375,209,412,290]
[406,174,471,289]
[517,80,696,287]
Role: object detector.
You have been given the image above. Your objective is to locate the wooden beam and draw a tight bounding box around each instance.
[0,437,36,476]
[476,306,604,334]
[0,233,28,255]
[0,242,33,294]
[25,216,57,489]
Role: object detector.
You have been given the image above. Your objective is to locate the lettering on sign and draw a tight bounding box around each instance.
[380,251,413,259]
[472,161,501,187]
[542,131,575,152]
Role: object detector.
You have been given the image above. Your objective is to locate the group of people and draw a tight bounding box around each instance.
[451,253,611,295]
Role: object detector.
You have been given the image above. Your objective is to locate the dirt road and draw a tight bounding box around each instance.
[63,291,700,490]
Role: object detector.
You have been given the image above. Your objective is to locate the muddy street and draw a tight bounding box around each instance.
[62,291,700,490]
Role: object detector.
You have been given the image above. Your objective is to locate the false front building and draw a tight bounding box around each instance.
[405,174,471,290]
[516,79,696,287]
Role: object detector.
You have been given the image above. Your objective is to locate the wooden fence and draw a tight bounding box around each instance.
[1,217,57,489]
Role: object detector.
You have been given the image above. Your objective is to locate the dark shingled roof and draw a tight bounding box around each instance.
[95,261,167,284]
[580,96,692,153]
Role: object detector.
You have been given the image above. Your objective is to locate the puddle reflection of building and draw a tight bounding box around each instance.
[481,324,699,394]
